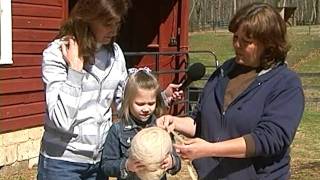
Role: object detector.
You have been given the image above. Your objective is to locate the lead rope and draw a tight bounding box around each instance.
[170,130,197,180]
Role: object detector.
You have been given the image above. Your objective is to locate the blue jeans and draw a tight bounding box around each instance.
[37,154,106,180]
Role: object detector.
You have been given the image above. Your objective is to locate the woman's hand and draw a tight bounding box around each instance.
[126,158,145,173]
[164,83,183,104]
[156,115,175,133]
[61,36,84,72]
[174,138,212,161]
[161,154,174,170]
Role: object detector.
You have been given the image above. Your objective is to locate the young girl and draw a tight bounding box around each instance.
[100,68,181,179]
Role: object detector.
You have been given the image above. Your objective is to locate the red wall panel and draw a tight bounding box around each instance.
[0,91,45,107]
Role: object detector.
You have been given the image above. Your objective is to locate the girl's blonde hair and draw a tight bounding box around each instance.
[57,0,130,64]
[120,70,166,124]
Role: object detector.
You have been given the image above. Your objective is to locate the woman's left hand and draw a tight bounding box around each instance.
[61,36,84,72]
[174,138,212,161]
[164,83,183,104]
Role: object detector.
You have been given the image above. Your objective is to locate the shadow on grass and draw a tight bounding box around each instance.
[291,160,320,180]
[295,161,320,171]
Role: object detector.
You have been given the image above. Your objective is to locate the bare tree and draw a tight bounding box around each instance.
[316,0,320,24]
[189,0,319,32]
[234,0,237,14]
[283,0,287,6]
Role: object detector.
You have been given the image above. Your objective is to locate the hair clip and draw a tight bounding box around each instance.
[128,67,152,76]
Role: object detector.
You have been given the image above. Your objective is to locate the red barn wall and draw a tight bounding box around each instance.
[0,0,67,133]
[119,0,189,85]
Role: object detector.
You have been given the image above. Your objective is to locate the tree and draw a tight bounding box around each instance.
[315,0,320,24]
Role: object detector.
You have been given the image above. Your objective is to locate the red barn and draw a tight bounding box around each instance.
[0,0,189,166]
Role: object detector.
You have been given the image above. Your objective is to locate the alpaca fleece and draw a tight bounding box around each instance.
[129,127,172,180]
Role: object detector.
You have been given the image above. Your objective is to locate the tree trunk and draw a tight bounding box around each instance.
[233,0,237,15]
[283,0,287,7]
[189,0,197,21]
[316,0,320,24]
[217,0,221,23]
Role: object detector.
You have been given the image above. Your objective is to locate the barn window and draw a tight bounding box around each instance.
[0,0,13,64]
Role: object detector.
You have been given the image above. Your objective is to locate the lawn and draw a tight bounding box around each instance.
[290,111,320,180]
[189,25,320,68]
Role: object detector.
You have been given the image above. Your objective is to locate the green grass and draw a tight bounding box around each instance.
[287,26,320,66]
[293,49,320,72]
[189,25,320,69]
[189,31,233,72]
[291,111,320,180]
[189,31,234,64]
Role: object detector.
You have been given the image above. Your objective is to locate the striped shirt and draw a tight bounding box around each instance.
[41,39,127,164]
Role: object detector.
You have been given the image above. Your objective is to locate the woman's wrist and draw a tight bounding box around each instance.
[174,117,196,137]
[69,61,83,72]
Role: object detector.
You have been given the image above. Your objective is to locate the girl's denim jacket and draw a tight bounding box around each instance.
[100,115,181,180]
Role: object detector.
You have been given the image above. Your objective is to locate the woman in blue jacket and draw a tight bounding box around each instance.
[157,2,304,180]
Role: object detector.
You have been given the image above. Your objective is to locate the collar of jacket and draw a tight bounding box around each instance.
[219,58,286,84]
[123,114,157,131]
[211,58,286,113]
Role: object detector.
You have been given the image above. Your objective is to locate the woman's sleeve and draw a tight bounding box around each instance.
[113,43,128,111]
[250,77,304,157]
[42,41,85,132]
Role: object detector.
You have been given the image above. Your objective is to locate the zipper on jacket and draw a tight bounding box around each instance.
[97,81,103,102]
[221,111,226,129]
[94,55,117,160]
[218,110,226,141]
[220,80,263,136]
[224,80,263,113]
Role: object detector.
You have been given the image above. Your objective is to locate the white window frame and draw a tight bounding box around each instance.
[0,0,13,64]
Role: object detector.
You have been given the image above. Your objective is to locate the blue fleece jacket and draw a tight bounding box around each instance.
[191,58,304,180]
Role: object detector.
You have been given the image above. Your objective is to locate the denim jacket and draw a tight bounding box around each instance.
[100,115,181,180]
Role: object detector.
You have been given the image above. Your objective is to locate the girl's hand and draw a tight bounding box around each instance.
[61,36,84,72]
[161,154,173,170]
[174,138,212,161]
[126,158,145,173]
[156,115,175,133]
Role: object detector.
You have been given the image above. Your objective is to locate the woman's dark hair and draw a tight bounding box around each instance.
[229,2,290,68]
[57,0,130,63]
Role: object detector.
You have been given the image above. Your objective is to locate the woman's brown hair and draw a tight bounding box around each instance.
[57,0,130,64]
[229,2,290,68]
